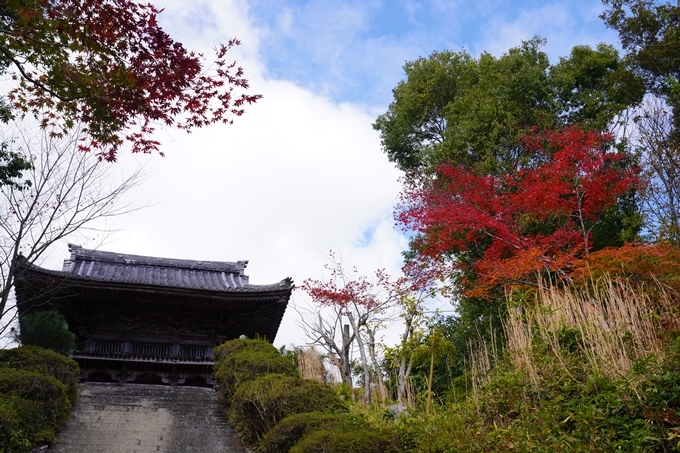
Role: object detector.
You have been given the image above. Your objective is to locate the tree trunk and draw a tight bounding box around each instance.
[347,312,371,404]
[397,309,415,404]
[365,326,387,403]
[340,323,352,385]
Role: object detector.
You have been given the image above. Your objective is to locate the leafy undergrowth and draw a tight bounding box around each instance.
[378,279,680,452]
[325,278,680,453]
[388,344,680,452]
[217,277,680,452]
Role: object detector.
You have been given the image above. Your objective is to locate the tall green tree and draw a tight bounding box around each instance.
[602,1,680,244]
[601,0,680,124]
[376,39,646,376]
[374,38,645,175]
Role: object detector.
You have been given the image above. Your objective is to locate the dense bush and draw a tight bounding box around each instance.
[0,345,79,404]
[289,424,398,453]
[217,280,680,452]
[0,369,71,448]
[425,365,678,452]
[230,374,346,446]
[0,346,79,451]
[386,327,680,451]
[0,394,41,452]
[214,339,297,405]
[261,412,367,453]
[213,337,280,363]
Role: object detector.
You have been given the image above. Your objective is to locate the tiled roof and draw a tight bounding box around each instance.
[54,244,293,292]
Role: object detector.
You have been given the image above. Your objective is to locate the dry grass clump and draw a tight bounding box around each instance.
[504,277,671,384]
[504,301,540,385]
[297,347,327,382]
[468,328,499,398]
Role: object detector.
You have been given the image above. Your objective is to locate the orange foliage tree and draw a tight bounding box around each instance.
[573,243,680,292]
[397,127,640,298]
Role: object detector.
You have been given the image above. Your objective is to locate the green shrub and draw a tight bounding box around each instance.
[213,337,280,363]
[0,369,71,448]
[0,346,79,404]
[262,412,367,453]
[16,310,75,357]
[387,338,680,453]
[230,374,346,447]
[214,347,297,405]
[289,424,398,453]
[0,395,30,453]
[0,427,31,453]
[0,393,56,450]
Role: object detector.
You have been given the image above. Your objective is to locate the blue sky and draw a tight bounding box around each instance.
[242,0,622,107]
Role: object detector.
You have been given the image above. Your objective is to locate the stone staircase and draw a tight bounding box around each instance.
[48,383,246,453]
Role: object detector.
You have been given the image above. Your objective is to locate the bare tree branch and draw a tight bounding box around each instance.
[0,121,146,337]
[632,97,680,245]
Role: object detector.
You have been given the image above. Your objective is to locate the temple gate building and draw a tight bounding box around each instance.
[14,245,293,387]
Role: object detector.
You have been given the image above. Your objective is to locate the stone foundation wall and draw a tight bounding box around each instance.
[48,383,246,453]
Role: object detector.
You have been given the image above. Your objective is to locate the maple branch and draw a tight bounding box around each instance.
[0,123,146,334]
[443,198,523,250]
[0,45,72,102]
[0,28,70,49]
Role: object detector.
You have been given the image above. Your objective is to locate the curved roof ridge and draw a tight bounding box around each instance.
[66,244,247,274]
[46,245,295,292]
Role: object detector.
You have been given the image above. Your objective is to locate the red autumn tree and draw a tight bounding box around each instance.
[0,0,261,161]
[299,252,398,404]
[397,127,640,297]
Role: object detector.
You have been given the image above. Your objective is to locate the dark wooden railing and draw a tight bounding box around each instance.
[77,340,214,362]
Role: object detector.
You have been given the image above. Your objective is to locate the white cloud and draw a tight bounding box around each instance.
[277,8,295,36]
[108,97,405,347]
[401,0,422,19]
[0,0,409,350]
[31,0,405,349]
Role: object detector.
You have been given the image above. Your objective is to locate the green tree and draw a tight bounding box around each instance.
[601,0,680,124]
[551,43,646,129]
[0,141,31,189]
[376,39,645,386]
[373,38,644,174]
[15,310,75,356]
[601,1,680,244]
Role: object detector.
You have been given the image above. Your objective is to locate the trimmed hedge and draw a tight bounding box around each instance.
[213,338,280,363]
[261,412,368,453]
[0,369,71,448]
[214,338,352,450]
[230,374,346,446]
[0,346,79,451]
[0,345,79,404]
[289,424,398,453]
[214,339,297,405]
